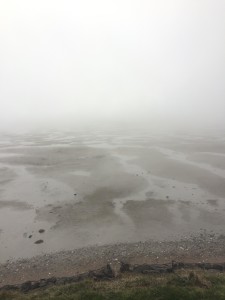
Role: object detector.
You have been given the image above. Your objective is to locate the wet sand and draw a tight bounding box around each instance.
[0,129,225,284]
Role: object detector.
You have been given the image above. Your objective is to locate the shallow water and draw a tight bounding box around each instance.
[0,129,225,262]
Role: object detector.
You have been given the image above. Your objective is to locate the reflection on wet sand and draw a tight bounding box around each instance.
[0,130,225,262]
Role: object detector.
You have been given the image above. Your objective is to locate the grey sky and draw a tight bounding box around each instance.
[0,0,225,132]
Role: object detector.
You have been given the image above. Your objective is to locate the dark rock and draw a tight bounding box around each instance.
[120,262,130,272]
[34,240,44,244]
[172,261,225,272]
[46,277,57,284]
[20,281,32,292]
[29,281,41,290]
[55,278,66,285]
[89,264,114,280]
[132,263,173,274]
[38,229,45,234]
[39,279,48,288]
[1,284,19,291]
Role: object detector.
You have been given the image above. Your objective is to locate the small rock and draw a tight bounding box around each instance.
[34,240,44,244]
[39,229,45,234]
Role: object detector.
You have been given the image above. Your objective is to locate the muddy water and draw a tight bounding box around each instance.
[0,130,225,262]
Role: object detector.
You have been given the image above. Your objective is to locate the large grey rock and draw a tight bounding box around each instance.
[109,259,122,278]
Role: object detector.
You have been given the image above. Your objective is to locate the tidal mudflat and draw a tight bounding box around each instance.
[0,129,225,265]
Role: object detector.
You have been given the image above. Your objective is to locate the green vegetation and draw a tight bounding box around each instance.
[1,270,225,300]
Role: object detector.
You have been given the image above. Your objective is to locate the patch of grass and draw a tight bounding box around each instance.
[1,270,225,300]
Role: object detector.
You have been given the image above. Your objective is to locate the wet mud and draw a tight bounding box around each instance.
[0,130,225,262]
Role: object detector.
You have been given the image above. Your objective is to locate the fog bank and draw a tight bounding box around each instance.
[0,0,225,134]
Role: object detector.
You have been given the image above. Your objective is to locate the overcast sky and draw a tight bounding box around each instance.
[0,0,225,132]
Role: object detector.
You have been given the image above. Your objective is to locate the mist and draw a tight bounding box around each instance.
[2,0,225,280]
[0,0,225,133]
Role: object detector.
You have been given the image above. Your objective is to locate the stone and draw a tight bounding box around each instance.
[34,240,44,244]
[109,260,122,278]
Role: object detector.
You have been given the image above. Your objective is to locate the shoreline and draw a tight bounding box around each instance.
[1,233,225,287]
[2,260,225,293]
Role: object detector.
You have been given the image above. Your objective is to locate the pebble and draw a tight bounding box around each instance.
[34,240,44,244]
